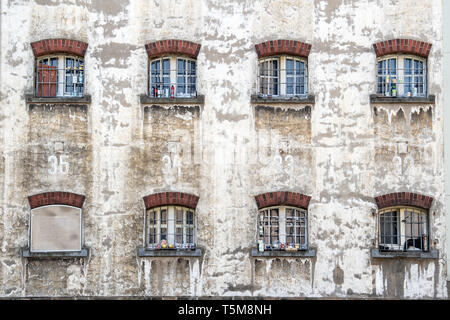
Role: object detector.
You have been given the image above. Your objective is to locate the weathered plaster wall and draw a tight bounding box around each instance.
[0,0,447,298]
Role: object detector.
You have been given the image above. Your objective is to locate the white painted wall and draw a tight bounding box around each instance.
[443,0,450,282]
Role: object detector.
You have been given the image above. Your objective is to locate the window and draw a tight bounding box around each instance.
[30,205,82,252]
[258,56,308,97]
[35,55,85,97]
[257,206,308,251]
[149,56,197,98]
[378,206,429,252]
[376,55,427,98]
[146,206,196,250]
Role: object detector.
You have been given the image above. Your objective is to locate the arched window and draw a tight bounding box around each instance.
[31,39,88,98]
[258,205,308,251]
[254,191,311,252]
[378,206,429,251]
[255,40,311,98]
[142,192,199,251]
[373,39,432,98]
[376,54,426,98]
[145,40,201,98]
[375,192,433,253]
[146,206,196,249]
[27,192,86,253]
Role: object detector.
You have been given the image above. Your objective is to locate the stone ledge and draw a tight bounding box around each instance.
[140,94,204,105]
[21,247,89,259]
[251,248,316,258]
[25,94,91,104]
[137,246,202,257]
[370,248,439,259]
[251,94,315,105]
[370,94,435,104]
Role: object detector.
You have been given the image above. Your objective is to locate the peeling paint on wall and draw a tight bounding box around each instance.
[0,0,447,298]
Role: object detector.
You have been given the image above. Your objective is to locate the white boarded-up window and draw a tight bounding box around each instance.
[30,205,82,252]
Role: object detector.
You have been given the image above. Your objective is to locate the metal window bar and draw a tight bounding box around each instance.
[378,208,429,252]
[257,60,308,98]
[258,207,308,251]
[35,57,84,97]
[149,58,197,98]
[147,206,196,250]
[377,58,427,98]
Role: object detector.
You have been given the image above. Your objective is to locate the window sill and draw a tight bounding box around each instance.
[21,247,89,259]
[251,94,315,105]
[140,94,204,105]
[370,94,435,104]
[25,94,91,104]
[251,248,316,258]
[370,248,439,259]
[137,246,203,257]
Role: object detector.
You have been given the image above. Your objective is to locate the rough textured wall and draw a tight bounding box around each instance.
[0,0,447,298]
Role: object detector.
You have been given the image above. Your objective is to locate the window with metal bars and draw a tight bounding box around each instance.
[149,56,197,98]
[376,55,427,98]
[146,206,196,250]
[257,206,308,251]
[258,56,308,97]
[35,55,84,97]
[378,206,429,252]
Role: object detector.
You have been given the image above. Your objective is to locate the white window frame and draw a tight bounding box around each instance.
[258,55,308,97]
[376,54,427,98]
[149,55,197,98]
[378,206,429,252]
[29,204,83,253]
[257,205,308,251]
[35,54,85,97]
[146,206,197,250]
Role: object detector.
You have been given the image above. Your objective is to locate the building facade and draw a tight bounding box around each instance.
[0,0,448,298]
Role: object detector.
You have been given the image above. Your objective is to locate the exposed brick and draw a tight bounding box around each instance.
[145,39,201,59]
[255,40,312,59]
[373,39,432,58]
[254,191,311,210]
[374,192,433,210]
[30,38,88,57]
[28,191,86,209]
[143,192,199,210]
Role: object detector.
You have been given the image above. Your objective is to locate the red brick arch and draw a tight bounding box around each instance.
[255,191,311,210]
[255,40,311,59]
[375,192,433,210]
[31,38,88,57]
[373,39,432,59]
[143,192,199,210]
[28,192,86,209]
[145,40,201,59]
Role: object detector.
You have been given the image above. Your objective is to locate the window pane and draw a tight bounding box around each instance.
[296,61,301,75]
[187,211,194,225]
[286,59,294,75]
[160,209,167,224]
[176,209,183,224]
[380,210,399,247]
[286,76,294,94]
[272,59,278,77]
[178,59,185,75]
[388,58,397,75]
[163,59,170,75]
[404,59,412,75]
